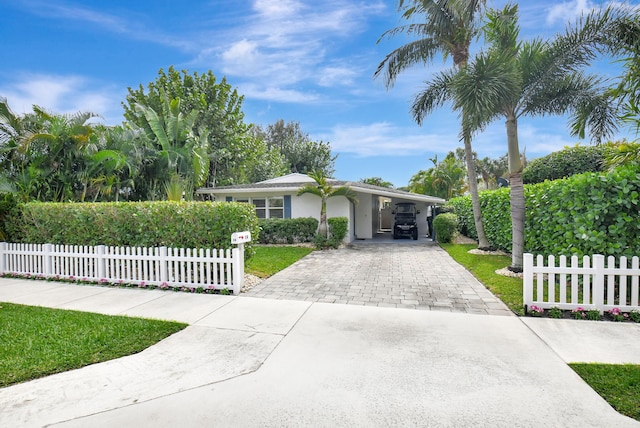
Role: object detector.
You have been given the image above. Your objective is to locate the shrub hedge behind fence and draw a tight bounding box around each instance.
[258,217,318,244]
[448,165,640,259]
[6,201,260,257]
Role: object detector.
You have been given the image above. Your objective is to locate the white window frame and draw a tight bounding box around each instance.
[235,196,284,219]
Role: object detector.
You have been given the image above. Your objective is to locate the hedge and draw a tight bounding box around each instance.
[447,165,640,258]
[522,145,610,184]
[433,213,457,243]
[258,218,318,244]
[6,201,260,257]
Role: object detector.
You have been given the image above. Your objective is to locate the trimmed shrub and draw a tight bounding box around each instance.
[523,145,610,184]
[433,213,458,243]
[328,217,349,243]
[7,201,260,257]
[314,217,349,249]
[448,165,640,258]
[258,218,318,244]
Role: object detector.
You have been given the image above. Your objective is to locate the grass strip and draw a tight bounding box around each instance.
[440,243,524,315]
[570,363,640,421]
[246,246,313,278]
[0,302,186,387]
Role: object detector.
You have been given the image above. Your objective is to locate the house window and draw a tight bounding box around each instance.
[252,198,266,219]
[268,197,284,218]
[233,196,285,219]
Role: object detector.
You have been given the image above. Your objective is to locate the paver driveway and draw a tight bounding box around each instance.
[246,243,513,316]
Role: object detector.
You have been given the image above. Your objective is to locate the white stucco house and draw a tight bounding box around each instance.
[196,173,446,243]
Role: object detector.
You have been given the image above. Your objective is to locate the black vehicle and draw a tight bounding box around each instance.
[392,202,419,240]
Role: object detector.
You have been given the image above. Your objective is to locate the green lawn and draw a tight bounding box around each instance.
[246,245,313,278]
[439,243,524,315]
[570,363,640,421]
[0,302,186,387]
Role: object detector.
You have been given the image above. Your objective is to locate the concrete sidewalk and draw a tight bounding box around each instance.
[0,278,638,427]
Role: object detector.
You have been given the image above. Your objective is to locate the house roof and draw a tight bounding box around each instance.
[196,173,446,204]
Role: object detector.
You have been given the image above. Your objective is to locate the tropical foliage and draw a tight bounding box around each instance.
[377,0,490,249]
[408,152,466,199]
[297,170,357,238]
[250,119,336,177]
[448,4,622,270]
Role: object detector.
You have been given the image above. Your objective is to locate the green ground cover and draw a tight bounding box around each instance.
[246,245,313,278]
[570,363,640,421]
[0,303,186,387]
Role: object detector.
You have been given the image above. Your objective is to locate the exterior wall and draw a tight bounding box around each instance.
[355,193,373,239]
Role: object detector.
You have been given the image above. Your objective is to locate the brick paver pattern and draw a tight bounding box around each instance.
[245,244,513,316]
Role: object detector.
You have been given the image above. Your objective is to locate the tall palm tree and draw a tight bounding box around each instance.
[297,170,358,238]
[375,0,491,249]
[450,4,621,270]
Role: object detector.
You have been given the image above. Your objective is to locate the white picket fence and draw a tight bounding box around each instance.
[0,242,245,295]
[523,253,640,314]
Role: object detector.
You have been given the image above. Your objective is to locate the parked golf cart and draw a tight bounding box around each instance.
[392,202,419,240]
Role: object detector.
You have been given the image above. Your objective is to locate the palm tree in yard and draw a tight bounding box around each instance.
[449,4,622,271]
[375,0,491,250]
[297,170,358,238]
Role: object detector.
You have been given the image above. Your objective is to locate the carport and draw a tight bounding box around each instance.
[350,184,445,241]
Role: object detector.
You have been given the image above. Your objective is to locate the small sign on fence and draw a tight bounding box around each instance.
[231,231,252,245]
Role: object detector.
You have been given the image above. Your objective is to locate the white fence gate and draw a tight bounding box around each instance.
[0,242,245,295]
[523,253,640,314]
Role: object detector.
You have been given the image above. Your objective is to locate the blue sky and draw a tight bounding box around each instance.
[1,0,638,188]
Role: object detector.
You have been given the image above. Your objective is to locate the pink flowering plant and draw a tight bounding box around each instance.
[608,308,629,322]
[529,305,545,317]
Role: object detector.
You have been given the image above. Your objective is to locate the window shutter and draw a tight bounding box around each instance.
[284,195,291,219]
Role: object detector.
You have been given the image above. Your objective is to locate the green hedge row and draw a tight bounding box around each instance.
[7,201,260,257]
[258,217,318,244]
[448,165,640,258]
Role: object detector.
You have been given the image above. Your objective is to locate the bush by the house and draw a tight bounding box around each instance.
[258,217,318,244]
[522,145,611,184]
[6,201,260,257]
[433,213,458,243]
[448,165,640,259]
[314,217,349,249]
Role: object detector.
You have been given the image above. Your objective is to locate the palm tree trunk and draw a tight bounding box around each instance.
[462,127,490,249]
[506,113,524,271]
[318,197,328,238]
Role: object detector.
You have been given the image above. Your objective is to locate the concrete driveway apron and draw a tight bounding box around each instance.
[246,243,512,316]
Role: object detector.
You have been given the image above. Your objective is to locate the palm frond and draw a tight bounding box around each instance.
[411,70,456,124]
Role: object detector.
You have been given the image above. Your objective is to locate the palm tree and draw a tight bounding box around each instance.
[297,170,358,238]
[450,4,622,270]
[375,0,491,249]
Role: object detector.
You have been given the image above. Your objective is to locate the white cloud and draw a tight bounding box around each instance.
[546,0,594,25]
[318,122,460,157]
[198,1,386,102]
[0,73,123,125]
[238,84,319,104]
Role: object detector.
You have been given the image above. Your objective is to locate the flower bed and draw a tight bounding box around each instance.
[527,304,640,322]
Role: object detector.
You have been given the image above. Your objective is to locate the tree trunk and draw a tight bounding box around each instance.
[318,197,328,238]
[506,113,524,272]
[462,127,490,249]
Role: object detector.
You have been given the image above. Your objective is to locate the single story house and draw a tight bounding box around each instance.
[196,173,446,243]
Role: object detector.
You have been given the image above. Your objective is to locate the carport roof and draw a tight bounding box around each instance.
[196,174,446,205]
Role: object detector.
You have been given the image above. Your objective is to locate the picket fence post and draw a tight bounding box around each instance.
[523,253,534,311]
[593,254,605,314]
[159,246,168,283]
[43,243,53,276]
[0,242,6,274]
